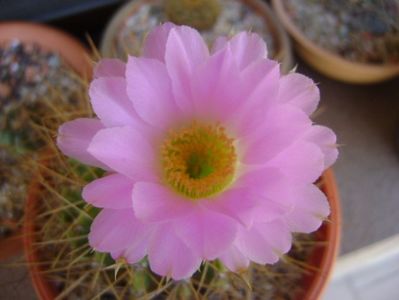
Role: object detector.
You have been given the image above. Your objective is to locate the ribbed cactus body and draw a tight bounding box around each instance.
[165,0,221,30]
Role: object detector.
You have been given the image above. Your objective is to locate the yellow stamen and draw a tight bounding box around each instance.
[161,122,237,199]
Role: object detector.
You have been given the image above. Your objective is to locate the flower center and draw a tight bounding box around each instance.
[161,122,237,199]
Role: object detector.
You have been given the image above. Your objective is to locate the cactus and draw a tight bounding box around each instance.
[23,62,323,300]
[165,0,221,30]
[0,42,82,242]
[28,145,320,299]
[0,146,28,238]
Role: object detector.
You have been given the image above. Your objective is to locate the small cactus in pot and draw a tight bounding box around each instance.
[165,0,221,30]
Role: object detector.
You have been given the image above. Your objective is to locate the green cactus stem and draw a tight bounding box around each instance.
[165,0,221,30]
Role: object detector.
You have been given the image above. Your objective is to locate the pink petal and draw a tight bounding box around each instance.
[94,59,126,78]
[142,22,175,61]
[123,241,148,264]
[242,105,311,165]
[219,245,249,272]
[235,220,292,264]
[175,208,237,260]
[87,126,156,181]
[191,45,243,120]
[111,239,147,264]
[165,27,209,114]
[225,32,267,70]
[148,225,202,280]
[57,118,107,169]
[285,184,330,233]
[238,167,294,206]
[237,167,281,191]
[237,168,295,222]
[111,224,151,264]
[250,199,289,223]
[202,187,257,227]
[82,173,134,209]
[89,208,149,252]
[303,125,338,169]
[126,57,181,129]
[89,77,145,128]
[228,59,280,136]
[132,182,195,222]
[278,73,320,115]
[237,168,329,228]
[267,141,324,183]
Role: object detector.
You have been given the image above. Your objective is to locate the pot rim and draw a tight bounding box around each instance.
[271,0,399,73]
[0,21,91,77]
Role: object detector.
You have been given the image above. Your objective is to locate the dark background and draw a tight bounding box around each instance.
[0,0,124,45]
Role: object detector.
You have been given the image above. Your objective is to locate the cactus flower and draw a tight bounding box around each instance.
[57,23,338,280]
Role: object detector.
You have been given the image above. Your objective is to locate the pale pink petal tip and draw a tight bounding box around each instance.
[286,184,330,233]
[89,77,139,128]
[175,209,238,260]
[148,226,202,280]
[89,209,151,254]
[212,31,267,67]
[235,220,292,265]
[227,31,268,69]
[142,22,175,61]
[126,56,180,129]
[82,173,134,209]
[57,118,107,169]
[278,73,320,115]
[304,125,338,169]
[219,245,250,272]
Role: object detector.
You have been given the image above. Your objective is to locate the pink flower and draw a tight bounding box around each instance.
[57,23,338,280]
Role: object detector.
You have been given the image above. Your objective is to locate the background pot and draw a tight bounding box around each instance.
[272,0,399,84]
[0,22,90,261]
[24,168,340,300]
[0,22,91,77]
[100,0,293,73]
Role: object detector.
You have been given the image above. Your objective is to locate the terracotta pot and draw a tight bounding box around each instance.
[0,22,91,77]
[24,168,340,300]
[272,0,399,84]
[296,168,341,300]
[100,0,293,73]
[0,22,90,261]
[0,222,23,262]
[24,179,58,300]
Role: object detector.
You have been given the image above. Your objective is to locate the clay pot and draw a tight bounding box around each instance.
[0,221,23,262]
[297,168,341,300]
[0,22,90,261]
[272,0,399,84]
[24,168,340,300]
[0,22,91,77]
[100,0,293,73]
[24,176,58,300]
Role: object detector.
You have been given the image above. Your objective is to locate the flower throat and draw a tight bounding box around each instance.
[161,122,237,199]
